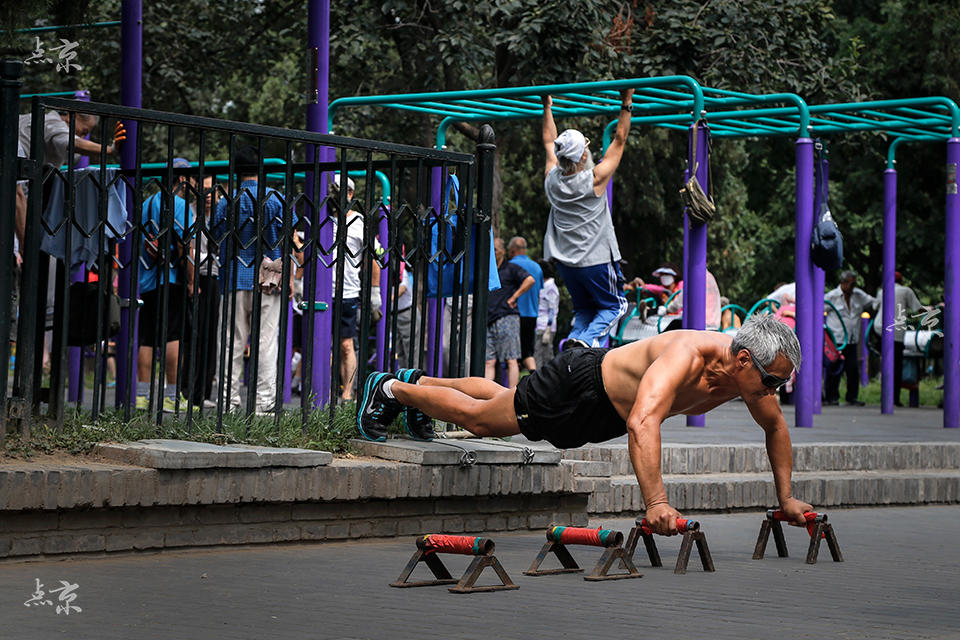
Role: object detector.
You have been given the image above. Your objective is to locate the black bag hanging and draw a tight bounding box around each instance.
[810,139,844,271]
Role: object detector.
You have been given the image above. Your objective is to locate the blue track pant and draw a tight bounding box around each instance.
[556,261,628,347]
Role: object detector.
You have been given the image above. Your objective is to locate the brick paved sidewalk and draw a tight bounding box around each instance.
[1,505,957,640]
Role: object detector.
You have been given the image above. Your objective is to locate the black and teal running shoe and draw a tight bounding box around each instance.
[357,372,401,442]
[396,368,435,441]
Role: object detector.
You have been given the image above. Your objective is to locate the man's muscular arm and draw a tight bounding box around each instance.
[625,345,698,535]
[745,395,812,526]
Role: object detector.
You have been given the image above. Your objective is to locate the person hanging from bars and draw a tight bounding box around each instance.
[358,314,813,535]
[540,88,633,350]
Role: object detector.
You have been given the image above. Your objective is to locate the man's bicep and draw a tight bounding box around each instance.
[630,355,688,425]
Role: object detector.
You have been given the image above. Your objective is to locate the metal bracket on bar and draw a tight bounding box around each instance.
[296,301,329,312]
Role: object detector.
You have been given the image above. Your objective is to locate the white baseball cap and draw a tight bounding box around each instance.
[331,173,355,192]
[554,129,587,162]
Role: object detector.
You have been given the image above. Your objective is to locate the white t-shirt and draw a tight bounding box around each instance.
[332,210,382,300]
[768,282,796,305]
[873,284,923,342]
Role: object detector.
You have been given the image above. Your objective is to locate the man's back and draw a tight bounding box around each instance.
[602,331,738,419]
[543,166,620,267]
[509,254,542,317]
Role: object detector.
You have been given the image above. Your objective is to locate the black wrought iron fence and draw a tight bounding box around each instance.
[0,66,493,439]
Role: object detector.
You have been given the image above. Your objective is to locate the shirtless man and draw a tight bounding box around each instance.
[357,314,813,535]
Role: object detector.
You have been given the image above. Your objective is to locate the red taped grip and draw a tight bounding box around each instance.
[417,534,495,555]
[546,526,623,548]
[639,518,699,535]
[768,509,825,537]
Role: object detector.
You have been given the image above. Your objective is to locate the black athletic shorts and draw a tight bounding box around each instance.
[513,347,627,449]
[139,284,186,347]
[519,316,536,360]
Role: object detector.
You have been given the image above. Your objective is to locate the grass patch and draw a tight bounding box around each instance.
[839,375,943,407]
[0,401,365,461]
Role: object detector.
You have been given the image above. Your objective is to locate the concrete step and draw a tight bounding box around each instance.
[588,469,960,514]
[562,442,960,476]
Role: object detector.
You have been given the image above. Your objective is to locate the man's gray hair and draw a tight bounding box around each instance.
[557,149,594,175]
[508,236,526,253]
[730,314,802,371]
[840,270,856,283]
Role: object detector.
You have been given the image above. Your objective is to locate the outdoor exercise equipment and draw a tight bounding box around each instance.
[390,534,518,593]
[623,517,715,575]
[329,77,960,430]
[752,509,843,565]
[524,525,642,581]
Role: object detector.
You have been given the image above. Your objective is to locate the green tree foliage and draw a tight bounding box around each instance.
[12,0,956,310]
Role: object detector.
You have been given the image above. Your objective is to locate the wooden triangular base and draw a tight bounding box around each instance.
[390,549,519,593]
[753,518,843,564]
[524,540,642,581]
[624,526,716,574]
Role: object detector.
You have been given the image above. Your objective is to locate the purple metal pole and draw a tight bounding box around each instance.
[376,211,388,371]
[881,168,897,414]
[308,0,333,406]
[860,314,870,388]
[685,122,707,427]
[794,138,815,428]
[944,139,959,428]
[425,165,443,377]
[67,90,91,403]
[116,0,141,409]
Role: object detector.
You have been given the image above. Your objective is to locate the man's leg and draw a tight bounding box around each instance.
[556,262,593,342]
[506,359,520,388]
[340,337,357,400]
[229,291,253,412]
[581,262,628,347]
[893,341,904,406]
[392,380,520,437]
[844,343,860,403]
[418,375,504,399]
[255,292,282,412]
[164,340,179,384]
[520,316,537,371]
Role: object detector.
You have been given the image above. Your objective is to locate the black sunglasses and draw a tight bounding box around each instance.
[748,351,791,390]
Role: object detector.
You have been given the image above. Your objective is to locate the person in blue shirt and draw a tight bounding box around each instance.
[212,146,296,413]
[507,236,543,371]
[486,238,535,388]
[136,157,195,412]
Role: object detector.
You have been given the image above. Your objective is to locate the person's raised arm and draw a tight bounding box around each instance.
[593,88,634,194]
[744,394,812,526]
[625,344,694,535]
[542,95,558,177]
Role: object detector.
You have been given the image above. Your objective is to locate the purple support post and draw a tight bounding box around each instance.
[116,0,142,410]
[376,211,389,371]
[881,168,897,414]
[860,314,870,388]
[684,122,708,428]
[67,91,92,403]
[308,0,333,406]
[794,138,815,428]
[425,165,444,377]
[944,139,960,428]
